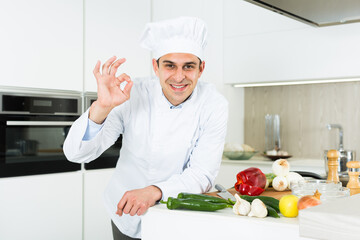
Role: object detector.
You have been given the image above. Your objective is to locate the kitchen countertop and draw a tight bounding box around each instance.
[142,203,311,240]
[222,155,324,168]
[299,194,360,240]
[222,156,326,175]
[141,156,353,240]
[142,190,358,240]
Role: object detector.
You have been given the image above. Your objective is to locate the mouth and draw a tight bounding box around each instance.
[170,84,188,92]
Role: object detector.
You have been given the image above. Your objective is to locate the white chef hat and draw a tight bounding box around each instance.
[140,16,208,60]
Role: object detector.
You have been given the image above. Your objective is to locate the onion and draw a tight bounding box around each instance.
[272,159,290,177]
[286,172,304,189]
[297,190,322,210]
[272,176,288,191]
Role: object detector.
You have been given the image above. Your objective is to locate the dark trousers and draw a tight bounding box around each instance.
[111,221,141,240]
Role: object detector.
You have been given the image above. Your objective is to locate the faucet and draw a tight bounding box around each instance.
[326,124,343,150]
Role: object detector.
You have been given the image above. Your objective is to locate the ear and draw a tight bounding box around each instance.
[152,58,159,77]
[198,60,205,78]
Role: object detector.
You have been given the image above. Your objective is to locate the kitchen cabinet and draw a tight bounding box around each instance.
[0,172,82,240]
[223,0,307,38]
[84,0,151,92]
[83,168,115,240]
[0,0,83,91]
[223,0,360,85]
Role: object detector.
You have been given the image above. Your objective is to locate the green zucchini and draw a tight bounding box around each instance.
[161,197,233,211]
[265,204,280,218]
[177,192,232,204]
[239,195,280,213]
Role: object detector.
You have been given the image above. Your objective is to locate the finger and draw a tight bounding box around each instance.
[114,74,131,88]
[122,80,133,99]
[93,60,101,81]
[116,197,127,216]
[129,204,140,216]
[109,58,126,76]
[115,73,131,83]
[102,56,117,75]
[136,204,148,216]
[122,201,133,215]
[116,209,123,216]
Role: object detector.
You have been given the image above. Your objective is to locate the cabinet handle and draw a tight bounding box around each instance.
[6,121,74,126]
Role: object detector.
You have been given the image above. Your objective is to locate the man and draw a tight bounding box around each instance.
[63,16,228,240]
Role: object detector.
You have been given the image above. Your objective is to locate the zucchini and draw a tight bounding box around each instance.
[177,192,232,204]
[239,195,280,213]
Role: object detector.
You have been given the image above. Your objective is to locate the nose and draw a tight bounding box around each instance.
[173,68,185,82]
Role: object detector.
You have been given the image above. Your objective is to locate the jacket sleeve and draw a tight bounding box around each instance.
[153,97,229,199]
[63,104,128,164]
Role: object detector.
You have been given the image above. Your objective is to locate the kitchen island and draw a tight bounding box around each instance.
[141,203,311,240]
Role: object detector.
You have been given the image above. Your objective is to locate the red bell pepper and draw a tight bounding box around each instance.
[234,167,266,196]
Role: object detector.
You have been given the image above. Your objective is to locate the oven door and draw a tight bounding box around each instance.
[84,135,122,170]
[83,93,121,170]
[0,114,81,177]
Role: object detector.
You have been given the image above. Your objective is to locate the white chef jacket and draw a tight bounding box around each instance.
[63,77,228,238]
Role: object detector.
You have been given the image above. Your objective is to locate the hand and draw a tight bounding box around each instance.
[90,56,133,123]
[116,186,162,216]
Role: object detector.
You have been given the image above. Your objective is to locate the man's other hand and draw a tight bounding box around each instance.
[116,185,162,216]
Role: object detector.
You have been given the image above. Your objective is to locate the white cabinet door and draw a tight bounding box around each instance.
[0,172,82,240]
[223,0,307,38]
[223,0,360,85]
[83,169,114,240]
[84,0,151,92]
[224,22,360,84]
[0,0,83,91]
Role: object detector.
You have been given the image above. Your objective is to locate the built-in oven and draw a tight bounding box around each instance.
[0,89,82,177]
[83,92,121,170]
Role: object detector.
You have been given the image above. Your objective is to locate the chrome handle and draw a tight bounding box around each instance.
[6,121,74,126]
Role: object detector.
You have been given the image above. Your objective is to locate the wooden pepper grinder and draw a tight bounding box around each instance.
[327,149,340,183]
[346,161,360,195]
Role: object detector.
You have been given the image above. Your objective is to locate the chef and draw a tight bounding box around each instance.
[63,16,228,240]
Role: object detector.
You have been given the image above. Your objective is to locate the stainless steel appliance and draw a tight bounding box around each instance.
[244,0,360,27]
[265,114,281,152]
[83,92,121,170]
[0,89,82,177]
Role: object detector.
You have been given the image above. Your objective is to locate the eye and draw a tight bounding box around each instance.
[184,65,195,70]
[165,64,175,69]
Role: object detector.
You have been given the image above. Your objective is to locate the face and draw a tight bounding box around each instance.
[152,53,205,106]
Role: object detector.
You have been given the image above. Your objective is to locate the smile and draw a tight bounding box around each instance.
[170,84,188,91]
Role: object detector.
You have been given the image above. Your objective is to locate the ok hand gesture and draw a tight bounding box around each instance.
[90,56,133,123]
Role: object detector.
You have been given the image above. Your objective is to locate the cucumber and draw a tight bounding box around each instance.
[265,204,280,218]
[177,192,232,204]
[239,195,280,213]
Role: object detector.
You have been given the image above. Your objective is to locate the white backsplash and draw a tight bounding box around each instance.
[244,81,360,159]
